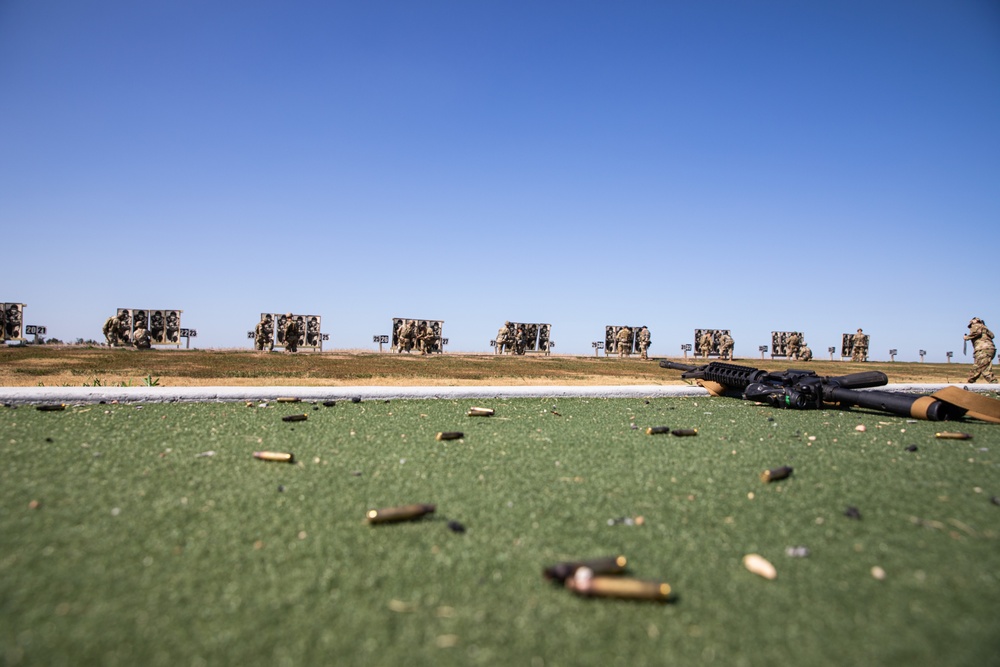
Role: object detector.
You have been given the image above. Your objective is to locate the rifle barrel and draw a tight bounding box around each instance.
[825,387,959,421]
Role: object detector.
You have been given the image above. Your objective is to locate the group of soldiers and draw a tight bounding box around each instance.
[697,330,735,360]
[102,312,150,349]
[784,332,813,361]
[495,322,528,355]
[613,325,651,359]
[395,320,439,355]
[254,314,304,352]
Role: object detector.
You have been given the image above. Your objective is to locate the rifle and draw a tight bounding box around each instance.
[659,360,964,421]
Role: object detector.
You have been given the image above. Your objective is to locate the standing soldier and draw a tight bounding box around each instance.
[419,323,438,355]
[103,312,124,347]
[698,330,714,359]
[964,317,997,383]
[851,328,868,362]
[718,332,734,360]
[283,313,301,353]
[616,326,632,358]
[637,326,651,360]
[254,314,274,351]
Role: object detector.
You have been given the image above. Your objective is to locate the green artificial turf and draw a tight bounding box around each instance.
[2,396,999,666]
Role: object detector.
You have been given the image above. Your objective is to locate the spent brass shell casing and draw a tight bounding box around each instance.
[253,451,295,463]
[566,574,671,601]
[436,431,464,441]
[282,414,308,422]
[36,404,66,412]
[671,428,698,437]
[543,555,628,583]
[276,397,301,403]
[935,432,972,440]
[646,426,671,435]
[366,503,436,524]
[761,466,794,483]
[466,407,495,417]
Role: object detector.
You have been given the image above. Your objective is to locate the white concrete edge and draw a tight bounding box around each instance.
[0,383,996,404]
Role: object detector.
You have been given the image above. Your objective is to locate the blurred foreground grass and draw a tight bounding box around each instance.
[2,397,999,666]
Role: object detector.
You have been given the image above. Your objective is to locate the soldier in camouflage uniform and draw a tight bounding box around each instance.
[396,320,415,353]
[132,320,151,349]
[616,326,632,358]
[698,330,713,359]
[718,332,734,360]
[103,313,125,347]
[851,328,868,362]
[964,317,997,383]
[254,315,274,351]
[419,323,438,355]
[514,325,527,355]
[283,313,301,353]
[785,332,802,360]
[800,342,813,361]
[637,326,651,360]
[495,323,509,355]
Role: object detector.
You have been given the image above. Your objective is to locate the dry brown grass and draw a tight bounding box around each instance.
[0,345,977,387]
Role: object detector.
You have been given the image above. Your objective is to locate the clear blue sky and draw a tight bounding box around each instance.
[2,1,998,362]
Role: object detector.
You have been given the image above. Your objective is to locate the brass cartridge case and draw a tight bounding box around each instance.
[671,428,698,436]
[761,466,793,483]
[253,451,295,463]
[935,432,972,440]
[566,572,671,601]
[645,426,671,435]
[366,503,437,524]
[282,414,308,422]
[35,404,66,412]
[436,431,464,441]
[467,407,495,417]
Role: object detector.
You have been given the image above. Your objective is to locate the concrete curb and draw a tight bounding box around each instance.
[1,383,996,404]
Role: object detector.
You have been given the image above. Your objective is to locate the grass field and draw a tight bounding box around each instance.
[0,346,983,387]
[3,395,999,666]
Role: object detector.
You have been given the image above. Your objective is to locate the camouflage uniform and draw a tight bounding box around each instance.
[616,326,632,358]
[283,314,301,353]
[800,344,813,361]
[637,327,650,360]
[495,325,509,355]
[419,324,437,355]
[785,332,802,360]
[964,318,997,383]
[851,329,868,362]
[698,331,713,358]
[103,314,125,347]
[514,326,527,355]
[133,323,151,349]
[718,333,734,360]
[397,320,415,353]
[254,316,274,351]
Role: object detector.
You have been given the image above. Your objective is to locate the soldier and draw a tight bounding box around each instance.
[103,312,124,347]
[718,332,734,360]
[698,330,713,359]
[637,326,651,360]
[964,317,997,383]
[800,342,813,361]
[419,322,438,355]
[616,326,632,358]
[495,323,509,355]
[851,328,868,362]
[786,331,802,360]
[396,320,415,353]
[283,313,301,353]
[132,320,151,349]
[254,314,274,351]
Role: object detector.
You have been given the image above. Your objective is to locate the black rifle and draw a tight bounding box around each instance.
[659,360,963,421]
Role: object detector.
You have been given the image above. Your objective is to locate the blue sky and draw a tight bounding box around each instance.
[2,1,998,361]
